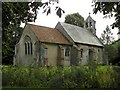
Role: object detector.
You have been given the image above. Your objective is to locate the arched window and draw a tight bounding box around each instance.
[89,49,93,60]
[24,35,33,55]
[25,43,27,55]
[31,42,33,55]
[98,49,100,52]
[86,22,88,28]
[28,42,30,55]
[89,21,92,27]
[80,49,83,58]
[65,47,70,56]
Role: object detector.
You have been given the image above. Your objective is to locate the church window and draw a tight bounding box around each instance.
[80,49,83,58]
[86,22,88,28]
[24,35,33,55]
[90,22,92,27]
[65,47,70,56]
[31,42,33,55]
[89,49,93,60]
[28,43,30,55]
[44,48,48,66]
[25,43,27,55]
[98,49,100,52]
[44,48,48,58]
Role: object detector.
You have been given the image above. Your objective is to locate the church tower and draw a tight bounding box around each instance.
[84,13,96,35]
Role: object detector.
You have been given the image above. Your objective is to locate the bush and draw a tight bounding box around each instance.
[2,65,120,88]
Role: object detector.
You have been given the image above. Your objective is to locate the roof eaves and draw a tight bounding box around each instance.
[75,42,104,47]
[41,41,72,45]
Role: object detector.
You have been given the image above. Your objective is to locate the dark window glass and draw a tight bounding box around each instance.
[81,49,83,58]
[25,43,27,55]
[86,22,88,28]
[90,22,92,27]
[65,47,70,56]
[31,42,32,55]
[28,43,30,55]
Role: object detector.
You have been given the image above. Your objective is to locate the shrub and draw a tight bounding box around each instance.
[2,65,120,88]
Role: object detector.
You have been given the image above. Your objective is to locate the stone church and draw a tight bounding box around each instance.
[14,15,104,66]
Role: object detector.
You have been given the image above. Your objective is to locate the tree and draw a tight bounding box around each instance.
[2,1,64,65]
[64,13,84,27]
[105,40,120,65]
[100,25,114,45]
[92,1,120,29]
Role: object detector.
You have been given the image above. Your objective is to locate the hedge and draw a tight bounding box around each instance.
[2,65,120,88]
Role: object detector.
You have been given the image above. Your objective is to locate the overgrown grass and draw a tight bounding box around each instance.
[2,65,120,88]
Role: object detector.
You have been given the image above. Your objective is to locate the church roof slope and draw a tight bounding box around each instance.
[56,22,103,47]
[27,24,71,45]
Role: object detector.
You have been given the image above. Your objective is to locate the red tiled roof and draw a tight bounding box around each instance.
[28,24,70,45]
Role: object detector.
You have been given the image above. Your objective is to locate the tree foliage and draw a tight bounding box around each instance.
[41,1,65,18]
[2,1,64,65]
[3,2,40,64]
[92,1,120,29]
[64,13,84,27]
[92,1,120,65]
[105,40,120,65]
[100,25,114,45]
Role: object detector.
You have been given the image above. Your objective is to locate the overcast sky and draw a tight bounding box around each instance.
[26,0,118,40]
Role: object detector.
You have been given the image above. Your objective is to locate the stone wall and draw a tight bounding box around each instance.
[15,25,39,66]
[70,45,79,65]
[77,44,103,65]
[15,24,104,66]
